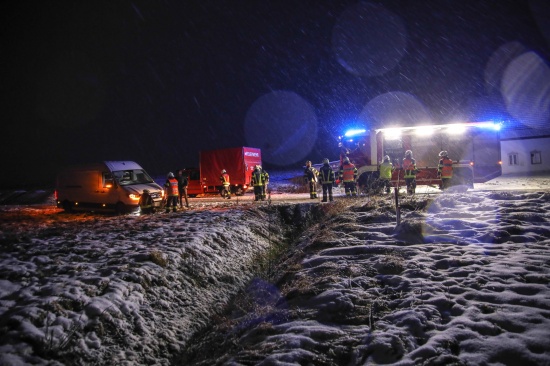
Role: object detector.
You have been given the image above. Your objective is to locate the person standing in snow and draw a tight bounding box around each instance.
[319,158,335,202]
[177,170,189,208]
[164,172,179,213]
[303,160,319,199]
[339,156,358,197]
[252,165,268,201]
[438,150,454,190]
[220,169,231,199]
[402,150,417,195]
[378,155,394,194]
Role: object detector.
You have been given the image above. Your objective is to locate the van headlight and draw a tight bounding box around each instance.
[129,193,141,201]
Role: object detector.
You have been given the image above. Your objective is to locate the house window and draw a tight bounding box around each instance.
[531,150,542,165]
[508,152,519,166]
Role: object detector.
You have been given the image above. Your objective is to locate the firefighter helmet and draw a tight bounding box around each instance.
[384,155,390,161]
[439,150,448,157]
[323,158,330,165]
[142,189,150,194]
[221,169,226,174]
[167,172,174,178]
[305,160,312,167]
[344,156,350,163]
[405,150,412,157]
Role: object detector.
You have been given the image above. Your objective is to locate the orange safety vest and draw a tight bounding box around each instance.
[341,163,357,182]
[439,157,453,178]
[166,178,179,196]
[221,173,230,186]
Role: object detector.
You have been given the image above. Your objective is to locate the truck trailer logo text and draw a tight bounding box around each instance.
[244,152,260,157]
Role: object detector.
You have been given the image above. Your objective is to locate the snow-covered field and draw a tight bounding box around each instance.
[1,173,550,365]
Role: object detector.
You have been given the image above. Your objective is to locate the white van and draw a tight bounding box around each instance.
[55,161,164,213]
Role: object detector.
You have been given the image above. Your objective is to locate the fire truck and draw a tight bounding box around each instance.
[336,121,502,192]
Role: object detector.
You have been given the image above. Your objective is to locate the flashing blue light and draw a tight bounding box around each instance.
[344,129,367,137]
[476,121,502,131]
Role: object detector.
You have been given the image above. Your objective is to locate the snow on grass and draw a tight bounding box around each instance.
[1,178,550,365]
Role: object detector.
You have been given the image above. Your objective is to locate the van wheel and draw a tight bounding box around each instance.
[62,201,73,213]
[115,202,126,215]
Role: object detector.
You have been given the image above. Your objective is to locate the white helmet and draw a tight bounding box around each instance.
[323,158,330,165]
[405,150,412,157]
[167,172,174,178]
[439,150,448,157]
[221,169,226,174]
[344,156,350,163]
[384,155,390,161]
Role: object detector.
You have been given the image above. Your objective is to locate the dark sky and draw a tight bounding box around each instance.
[2,1,549,188]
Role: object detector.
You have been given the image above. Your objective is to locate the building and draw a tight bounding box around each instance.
[500,126,550,175]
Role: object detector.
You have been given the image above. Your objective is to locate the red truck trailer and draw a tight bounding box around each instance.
[335,121,502,192]
[178,147,262,196]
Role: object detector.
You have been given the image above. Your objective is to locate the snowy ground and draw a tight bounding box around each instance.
[1,173,550,365]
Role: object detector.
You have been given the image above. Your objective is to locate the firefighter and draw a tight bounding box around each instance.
[220,169,231,199]
[402,150,417,195]
[164,172,179,212]
[319,158,335,202]
[339,156,358,197]
[139,189,154,214]
[177,170,189,208]
[252,165,267,201]
[438,151,454,190]
[303,160,319,199]
[379,155,394,194]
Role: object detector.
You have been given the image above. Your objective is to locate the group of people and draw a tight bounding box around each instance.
[303,149,454,200]
[141,150,454,213]
[303,157,354,202]
[139,165,271,214]
[139,170,189,214]
[378,150,454,195]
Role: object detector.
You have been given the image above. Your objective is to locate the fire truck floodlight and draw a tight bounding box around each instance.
[415,127,434,137]
[384,128,402,140]
[446,124,467,134]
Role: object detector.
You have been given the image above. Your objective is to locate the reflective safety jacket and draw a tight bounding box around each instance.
[438,157,453,178]
[304,167,319,183]
[252,170,266,186]
[379,161,394,180]
[165,178,179,196]
[339,163,358,182]
[402,158,417,179]
[319,164,334,184]
[220,173,230,186]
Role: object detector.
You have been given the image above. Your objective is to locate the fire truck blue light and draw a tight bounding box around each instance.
[344,129,367,137]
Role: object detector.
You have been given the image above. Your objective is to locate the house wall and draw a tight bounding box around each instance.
[501,137,550,174]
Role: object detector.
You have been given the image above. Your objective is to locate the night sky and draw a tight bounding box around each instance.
[2,1,549,188]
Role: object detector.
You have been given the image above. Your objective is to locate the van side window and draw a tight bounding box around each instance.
[103,173,114,188]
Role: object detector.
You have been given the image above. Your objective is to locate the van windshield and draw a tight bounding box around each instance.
[113,169,155,186]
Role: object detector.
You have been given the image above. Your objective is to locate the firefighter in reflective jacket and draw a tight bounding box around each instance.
[339,157,358,197]
[139,189,154,214]
[251,165,267,201]
[303,160,319,199]
[402,150,417,195]
[164,172,179,212]
[220,169,231,199]
[438,151,454,190]
[319,158,335,202]
[378,155,394,194]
